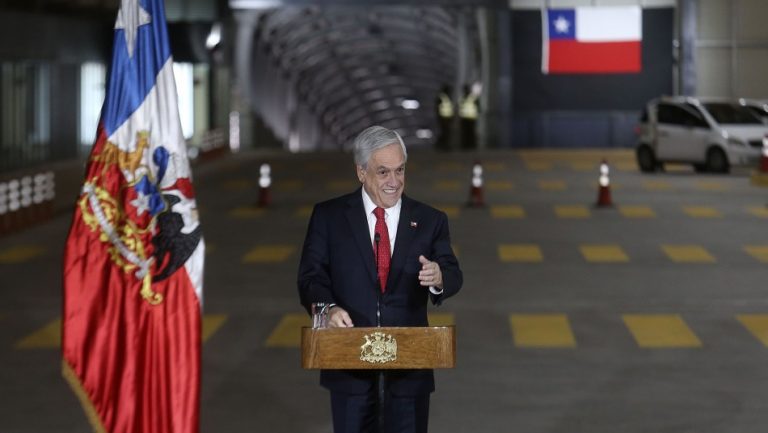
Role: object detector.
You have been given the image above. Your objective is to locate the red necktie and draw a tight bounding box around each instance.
[373,207,391,293]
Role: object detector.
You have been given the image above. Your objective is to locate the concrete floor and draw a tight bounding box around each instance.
[2,148,768,432]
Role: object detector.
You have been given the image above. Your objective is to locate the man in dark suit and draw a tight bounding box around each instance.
[298,125,462,433]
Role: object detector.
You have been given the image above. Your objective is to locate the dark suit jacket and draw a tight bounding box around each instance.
[298,188,462,396]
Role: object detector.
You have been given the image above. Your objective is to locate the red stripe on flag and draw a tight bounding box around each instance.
[547,40,641,74]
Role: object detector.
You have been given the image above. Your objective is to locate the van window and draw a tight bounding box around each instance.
[702,103,762,124]
[657,103,707,128]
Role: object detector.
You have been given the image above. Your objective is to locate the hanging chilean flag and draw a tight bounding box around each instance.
[62,0,204,431]
[542,6,642,74]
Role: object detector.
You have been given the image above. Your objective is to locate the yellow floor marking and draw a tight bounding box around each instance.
[662,245,716,263]
[295,206,314,218]
[746,206,768,218]
[555,205,590,219]
[266,313,310,347]
[683,206,722,218]
[510,314,576,348]
[15,314,228,349]
[619,205,656,218]
[643,180,672,191]
[622,314,702,348]
[538,180,566,191]
[438,162,463,171]
[275,180,303,192]
[744,246,768,262]
[16,319,61,349]
[434,205,460,219]
[202,314,228,342]
[242,245,296,263]
[525,161,553,171]
[486,180,514,191]
[580,244,629,262]
[570,161,596,171]
[326,180,358,191]
[614,161,638,171]
[483,162,505,171]
[428,313,455,326]
[490,205,525,219]
[434,180,462,191]
[222,179,252,190]
[695,181,727,191]
[737,314,768,346]
[229,206,265,219]
[0,245,47,264]
[498,244,543,262]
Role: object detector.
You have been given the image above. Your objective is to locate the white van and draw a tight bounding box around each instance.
[635,96,767,173]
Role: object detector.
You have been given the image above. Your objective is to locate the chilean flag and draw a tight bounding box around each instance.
[542,6,642,74]
[62,0,205,432]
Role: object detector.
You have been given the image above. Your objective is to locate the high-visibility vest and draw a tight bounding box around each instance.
[459,94,478,120]
[438,93,454,118]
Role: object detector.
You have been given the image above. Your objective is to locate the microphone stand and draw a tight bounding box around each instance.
[373,232,385,431]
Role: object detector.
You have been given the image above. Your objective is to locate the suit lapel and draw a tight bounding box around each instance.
[345,190,377,285]
[387,195,417,292]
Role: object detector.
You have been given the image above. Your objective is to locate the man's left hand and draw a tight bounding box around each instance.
[418,255,443,289]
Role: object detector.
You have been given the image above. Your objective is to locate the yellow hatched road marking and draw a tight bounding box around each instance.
[435,205,460,218]
[643,180,672,191]
[614,161,637,171]
[491,205,525,219]
[486,180,514,191]
[555,205,590,218]
[242,245,296,263]
[580,244,629,262]
[0,245,46,264]
[266,313,310,347]
[229,206,265,219]
[434,180,461,191]
[570,161,596,171]
[683,206,722,218]
[695,180,727,191]
[510,314,576,348]
[619,205,656,218]
[737,315,768,346]
[438,162,463,171]
[484,162,506,171]
[326,180,358,191]
[499,244,543,262]
[538,180,566,191]
[222,179,252,190]
[746,206,768,218]
[275,180,303,192]
[16,314,228,349]
[744,246,768,262]
[295,206,313,218]
[662,245,716,263]
[622,314,702,348]
[525,161,553,171]
[202,314,228,342]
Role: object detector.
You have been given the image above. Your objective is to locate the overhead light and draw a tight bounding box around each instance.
[416,129,433,139]
[401,99,420,110]
[229,0,283,9]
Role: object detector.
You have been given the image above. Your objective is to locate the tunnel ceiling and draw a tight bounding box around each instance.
[254,6,463,146]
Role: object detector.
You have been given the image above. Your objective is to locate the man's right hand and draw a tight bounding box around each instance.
[327,306,354,328]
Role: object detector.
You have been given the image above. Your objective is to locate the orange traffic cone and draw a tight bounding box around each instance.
[256,163,272,207]
[595,159,613,207]
[467,161,485,207]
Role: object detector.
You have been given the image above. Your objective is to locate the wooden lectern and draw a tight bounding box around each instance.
[301,326,456,370]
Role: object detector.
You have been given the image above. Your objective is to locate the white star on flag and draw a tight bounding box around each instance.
[553,15,570,34]
[115,0,152,57]
[129,190,151,216]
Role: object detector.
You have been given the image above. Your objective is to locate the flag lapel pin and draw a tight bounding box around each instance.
[410,221,418,228]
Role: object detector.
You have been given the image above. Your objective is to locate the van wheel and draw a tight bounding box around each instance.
[705,148,729,174]
[636,145,657,173]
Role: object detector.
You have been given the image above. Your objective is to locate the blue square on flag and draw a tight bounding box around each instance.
[547,9,576,40]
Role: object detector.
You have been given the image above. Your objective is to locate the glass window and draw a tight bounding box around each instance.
[702,102,762,124]
[79,62,106,149]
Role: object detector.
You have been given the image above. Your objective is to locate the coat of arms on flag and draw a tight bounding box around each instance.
[542,6,642,74]
[62,0,205,432]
